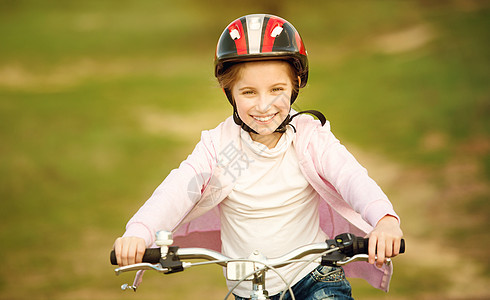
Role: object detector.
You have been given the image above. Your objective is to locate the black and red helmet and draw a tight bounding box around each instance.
[215,14,309,89]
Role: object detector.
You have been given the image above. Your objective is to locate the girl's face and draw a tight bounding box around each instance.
[231,61,294,143]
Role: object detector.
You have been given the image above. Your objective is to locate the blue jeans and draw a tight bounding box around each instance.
[234,265,353,300]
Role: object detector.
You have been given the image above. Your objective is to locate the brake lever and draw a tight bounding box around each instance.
[115,261,193,276]
[115,263,169,275]
[335,254,392,266]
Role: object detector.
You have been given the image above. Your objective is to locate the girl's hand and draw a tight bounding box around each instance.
[368,215,403,268]
[113,236,146,267]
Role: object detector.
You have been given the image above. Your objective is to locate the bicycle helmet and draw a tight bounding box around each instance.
[215,14,325,134]
[215,14,308,105]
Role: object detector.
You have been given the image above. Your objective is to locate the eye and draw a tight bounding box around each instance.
[241,90,255,95]
[271,87,285,93]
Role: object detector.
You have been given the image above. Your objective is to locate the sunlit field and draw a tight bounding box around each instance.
[0,1,488,299]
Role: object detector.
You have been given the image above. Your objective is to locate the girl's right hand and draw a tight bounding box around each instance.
[113,236,146,267]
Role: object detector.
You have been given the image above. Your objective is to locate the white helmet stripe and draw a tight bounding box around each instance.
[246,14,266,54]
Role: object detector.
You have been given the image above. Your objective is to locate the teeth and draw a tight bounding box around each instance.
[253,114,275,122]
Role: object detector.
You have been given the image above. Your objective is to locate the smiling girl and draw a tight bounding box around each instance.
[114,14,403,299]
[230,60,293,147]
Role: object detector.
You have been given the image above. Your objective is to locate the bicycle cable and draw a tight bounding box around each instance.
[278,247,339,300]
[224,247,340,300]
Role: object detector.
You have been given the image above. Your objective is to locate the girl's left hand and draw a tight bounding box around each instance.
[368,215,403,268]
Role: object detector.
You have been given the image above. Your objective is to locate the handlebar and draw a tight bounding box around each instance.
[110,233,405,298]
[110,233,405,266]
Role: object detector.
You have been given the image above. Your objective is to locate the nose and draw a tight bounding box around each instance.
[256,94,272,113]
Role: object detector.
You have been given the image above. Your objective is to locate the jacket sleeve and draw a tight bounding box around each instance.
[122,130,218,246]
[311,121,399,227]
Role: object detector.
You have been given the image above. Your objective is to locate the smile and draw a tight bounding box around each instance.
[252,113,277,122]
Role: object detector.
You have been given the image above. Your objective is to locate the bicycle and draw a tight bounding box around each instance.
[110,231,406,300]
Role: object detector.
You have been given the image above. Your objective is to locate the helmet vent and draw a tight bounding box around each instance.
[271,26,283,38]
[230,29,240,40]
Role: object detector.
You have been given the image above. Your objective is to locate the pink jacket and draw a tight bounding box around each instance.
[124,113,399,291]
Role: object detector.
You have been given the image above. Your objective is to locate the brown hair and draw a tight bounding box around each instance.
[217,60,300,103]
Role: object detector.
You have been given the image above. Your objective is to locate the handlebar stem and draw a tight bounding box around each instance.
[249,250,269,300]
[251,269,268,300]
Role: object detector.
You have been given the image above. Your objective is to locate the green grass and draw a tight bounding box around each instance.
[0,0,488,299]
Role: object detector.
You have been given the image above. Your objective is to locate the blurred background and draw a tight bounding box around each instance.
[0,0,488,299]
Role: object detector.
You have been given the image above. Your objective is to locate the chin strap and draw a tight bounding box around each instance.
[287,109,327,132]
[233,107,326,134]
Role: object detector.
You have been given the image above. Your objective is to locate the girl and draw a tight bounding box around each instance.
[114,14,403,300]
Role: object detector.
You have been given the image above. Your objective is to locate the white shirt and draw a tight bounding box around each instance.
[220,127,328,297]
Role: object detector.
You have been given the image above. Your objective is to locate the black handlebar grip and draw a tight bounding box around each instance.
[110,248,162,265]
[356,238,406,255]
